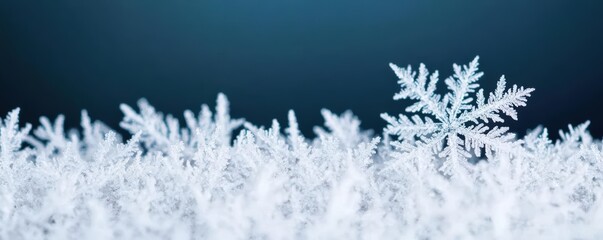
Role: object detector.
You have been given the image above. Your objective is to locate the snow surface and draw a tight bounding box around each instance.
[1,57,602,239]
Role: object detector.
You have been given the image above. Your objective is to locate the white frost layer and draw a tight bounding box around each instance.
[1,58,602,240]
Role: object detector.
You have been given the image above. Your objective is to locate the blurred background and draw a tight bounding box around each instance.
[1,0,602,138]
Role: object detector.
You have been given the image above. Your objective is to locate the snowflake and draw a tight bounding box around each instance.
[381,56,534,175]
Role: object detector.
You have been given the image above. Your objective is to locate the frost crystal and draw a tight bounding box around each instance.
[382,56,534,175]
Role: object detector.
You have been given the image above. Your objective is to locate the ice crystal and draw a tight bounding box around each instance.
[382,56,534,175]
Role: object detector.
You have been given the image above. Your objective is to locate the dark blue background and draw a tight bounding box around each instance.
[1,0,602,138]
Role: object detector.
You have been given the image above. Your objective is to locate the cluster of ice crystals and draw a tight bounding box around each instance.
[0,57,601,240]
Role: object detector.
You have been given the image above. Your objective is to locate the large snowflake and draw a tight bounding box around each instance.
[381,56,534,175]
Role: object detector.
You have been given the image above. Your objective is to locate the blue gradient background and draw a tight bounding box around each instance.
[1,0,602,137]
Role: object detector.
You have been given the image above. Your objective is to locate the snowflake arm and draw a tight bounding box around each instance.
[459,125,521,158]
[390,131,446,159]
[439,132,471,175]
[381,113,442,139]
[445,56,483,120]
[460,76,535,124]
[389,63,447,121]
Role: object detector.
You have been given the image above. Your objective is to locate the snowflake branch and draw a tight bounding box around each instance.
[446,56,483,119]
[389,63,447,121]
[460,79,534,124]
[381,113,442,139]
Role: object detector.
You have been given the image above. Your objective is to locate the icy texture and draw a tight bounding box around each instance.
[0,57,602,240]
